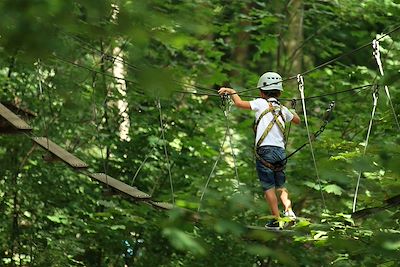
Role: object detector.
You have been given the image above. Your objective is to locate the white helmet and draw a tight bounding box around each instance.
[257,72,283,91]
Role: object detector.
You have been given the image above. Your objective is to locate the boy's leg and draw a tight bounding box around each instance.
[275,169,296,218]
[264,188,280,217]
[256,148,279,217]
[277,187,296,220]
[277,187,292,212]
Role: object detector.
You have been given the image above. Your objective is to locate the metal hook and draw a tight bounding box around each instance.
[297,74,304,93]
[220,93,231,117]
[220,93,228,106]
[372,85,379,106]
[328,100,335,111]
[372,39,380,56]
[291,99,297,109]
[372,39,384,76]
[297,74,304,85]
[323,101,335,122]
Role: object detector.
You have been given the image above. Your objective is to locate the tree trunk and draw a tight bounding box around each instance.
[283,0,304,75]
[113,45,131,142]
[230,4,250,85]
[273,0,286,73]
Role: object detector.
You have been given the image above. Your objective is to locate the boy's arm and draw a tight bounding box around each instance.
[290,109,301,124]
[218,87,251,110]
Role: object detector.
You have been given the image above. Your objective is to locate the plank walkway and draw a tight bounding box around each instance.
[0,103,171,209]
[32,137,88,169]
[148,201,174,210]
[88,173,150,199]
[0,103,32,133]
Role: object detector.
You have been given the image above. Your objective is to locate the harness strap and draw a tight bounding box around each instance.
[253,100,287,171]
[254,102,273,132]
[256,110,285,147]
[254,150,285,172]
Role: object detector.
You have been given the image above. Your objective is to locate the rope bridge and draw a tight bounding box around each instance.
[1,25,399,216]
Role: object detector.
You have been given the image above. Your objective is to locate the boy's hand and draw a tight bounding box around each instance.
[218,87,236,96]
[218,87,251,110]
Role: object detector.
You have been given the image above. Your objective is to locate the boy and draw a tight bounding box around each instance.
[218,72,300,229]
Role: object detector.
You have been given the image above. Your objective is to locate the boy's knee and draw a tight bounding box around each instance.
[276,187,288,194]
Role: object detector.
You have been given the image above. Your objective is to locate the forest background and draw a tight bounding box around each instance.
[0,0,399,266]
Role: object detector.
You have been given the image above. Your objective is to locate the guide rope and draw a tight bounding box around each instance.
[198,126,229,212]
[91,71,110,187]
[198,97,232,212]
[297,74,327,211]
[42,25,400,213]
[281,100,335,162]
[61,24,400,97]
[372,39,400,131]
[352,85,380,212]
[157,98,175,205]
[237,24,400,95]
[222,95,240,186]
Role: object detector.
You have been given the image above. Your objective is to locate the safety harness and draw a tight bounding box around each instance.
[253,99,286,172]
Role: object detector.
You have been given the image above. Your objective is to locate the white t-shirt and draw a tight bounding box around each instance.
[250,98,294,148]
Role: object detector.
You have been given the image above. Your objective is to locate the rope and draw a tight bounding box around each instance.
[279,100,336,163]
[352,38,398,212]
[53,54,217,99]
[236,24,400,95]
[63,33,218,93]
[280,101,335,163]
[198,117,230,212]
[53,48,378,104]
[175,83,376,102]
[297,74,327,211]
[35,60,43,95]
[91,69,110,187]
[383,85,400,130]
[52,54,144,94]
[35,60,46,139]
[130,133,163,186]
[223,96,240,186]
[62,24,400,96]
[288,84,374,101]
[372,39,400,131]
[352,85,380,212]
[174,90,220,97]
[130,154,150,186]
[35,60,55,150]
[157,99,175,205]
[285,99,297,144]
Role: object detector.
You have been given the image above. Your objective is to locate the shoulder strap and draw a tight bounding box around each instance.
[253,101,273,132]
[255,103,287,148]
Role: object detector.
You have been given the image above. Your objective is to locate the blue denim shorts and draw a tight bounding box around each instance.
[256,145,287,191]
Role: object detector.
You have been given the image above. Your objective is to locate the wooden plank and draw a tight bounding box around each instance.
[149,201,174,210]
[32,137,88,169]
[0,103,32,132]
[2,102,37,118]
[88,173,150,199]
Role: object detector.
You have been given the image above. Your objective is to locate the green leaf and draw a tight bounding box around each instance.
[323,184,343,195]
[110,225,126,230]
[162,228,205,255]
[47,215,69,225]
[246,244,273,256]
[383,240,400,250]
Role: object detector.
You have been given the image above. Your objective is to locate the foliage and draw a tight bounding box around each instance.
[0,0,399,266]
